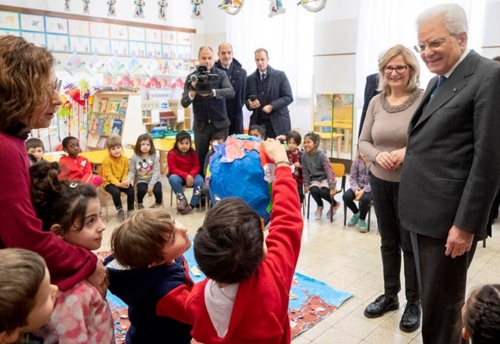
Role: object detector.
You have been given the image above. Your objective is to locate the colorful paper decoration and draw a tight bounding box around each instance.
[134,0,146,18]
[107,0,117,16]
[144,57,159,77]
[191,0,203,19]
[297,0,327,12]
[85,53,105,75]
[105,55,124,77]
[219,0,244,15]
[82,0,90,14]
[126,56,142,77]
[269,0,285,17]
[158,0,168,20]
[63,52,85,75]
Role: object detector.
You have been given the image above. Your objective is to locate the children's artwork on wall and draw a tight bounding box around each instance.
[126,56,142,77]
[191,0,203,19]
[63,52,85,75]
[107,0,117,17]
[82,0,90,14]
[298,0,327,12]
[269,0,285,17]
[134,0,146,18]
[219,0,244,15]
[105,55,124,77]
[158,0,168,20]
[85,54,104,75]
[64,0,71,12]
[144,57,159,77]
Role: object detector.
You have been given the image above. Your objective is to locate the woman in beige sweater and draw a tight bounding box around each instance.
[359,44,423,333]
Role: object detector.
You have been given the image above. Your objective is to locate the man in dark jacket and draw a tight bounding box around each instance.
[181,46,235,173]
[246,48,293,138]
[215,43,247,135]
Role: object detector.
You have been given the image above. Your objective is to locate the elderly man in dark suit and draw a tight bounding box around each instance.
[399,4,500,343]
[246,48,293,138]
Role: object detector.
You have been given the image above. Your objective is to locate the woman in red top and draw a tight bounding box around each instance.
[0,36,108,297]
[167,131,204,215]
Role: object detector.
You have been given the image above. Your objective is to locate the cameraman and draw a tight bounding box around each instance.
[181,46,235,175]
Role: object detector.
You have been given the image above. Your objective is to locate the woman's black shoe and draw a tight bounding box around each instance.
[399,301,421,332]
[364,295,399,318]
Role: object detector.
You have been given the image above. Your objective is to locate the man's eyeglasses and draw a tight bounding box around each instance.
[415,35,455,53]
[54,79,62,93]
[384,66,408,74]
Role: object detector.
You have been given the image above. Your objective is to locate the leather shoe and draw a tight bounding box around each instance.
[364,295,399,318]
[399,301,420,333]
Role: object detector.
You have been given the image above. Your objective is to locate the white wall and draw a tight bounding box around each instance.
[482,0,500,58]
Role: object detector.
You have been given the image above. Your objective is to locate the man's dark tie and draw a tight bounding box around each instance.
[429,76,447,103]
[261,73,266,81]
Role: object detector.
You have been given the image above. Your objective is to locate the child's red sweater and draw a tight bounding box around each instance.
[166,149,200,179]
[58,155,93,182]
[157,166,303,344]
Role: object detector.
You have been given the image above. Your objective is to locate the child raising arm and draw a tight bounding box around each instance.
[158,138,303,344]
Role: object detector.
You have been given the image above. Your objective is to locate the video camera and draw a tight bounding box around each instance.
[189,65,218,95]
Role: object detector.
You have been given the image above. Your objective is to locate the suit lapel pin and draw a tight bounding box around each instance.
[453,88,457,92]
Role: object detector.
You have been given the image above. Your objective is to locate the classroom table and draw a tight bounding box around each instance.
[44,148,134,165]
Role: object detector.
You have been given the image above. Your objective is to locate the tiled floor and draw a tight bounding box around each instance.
[98,175,500,344]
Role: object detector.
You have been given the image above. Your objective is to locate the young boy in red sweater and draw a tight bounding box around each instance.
[157,138,303,344]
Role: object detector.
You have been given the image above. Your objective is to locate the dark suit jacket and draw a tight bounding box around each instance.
[245,65,293,136]
[358,73,379,138]
[399,51,500,241]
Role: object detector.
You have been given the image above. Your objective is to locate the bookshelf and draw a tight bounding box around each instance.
[87,92,144,150]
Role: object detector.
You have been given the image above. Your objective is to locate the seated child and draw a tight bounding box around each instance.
[201,132,225,204]
[302,132,339,219]
[285,130,304,204]
[343,150,372,233]
[167,130,204,215]
[157,138,304,344]
[0,248,57,344]
[58,136,103,187]
[127,133,163,209]
[105,208,193,344]
[248,124,266,140]
[25,137,45,163]
[30,161,114,344]
[101,135,135,222]
[461,284,500,344]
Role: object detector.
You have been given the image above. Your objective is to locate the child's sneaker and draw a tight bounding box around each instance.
[327,202,341,218]
[150,203,162,208]
[179,204,193,215]
[315,206,323,219]
[348,213,360,227]
[358,219,368,233]
[117,208,125,222]
[177,198,187,211]
[137,203,145,210]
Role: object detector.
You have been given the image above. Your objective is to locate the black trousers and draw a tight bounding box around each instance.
[370,173,419,302]
[194,121,229,177]
[104,184,135,211]
[136,181,162,205]
[310,186,336,208]
[342,188,372,220]
[410,232,476,344]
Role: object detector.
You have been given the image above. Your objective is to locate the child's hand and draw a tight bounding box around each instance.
[263,138,288,163]
[294,162,301,168]
[186,175,194,187]
[147,186,153,196]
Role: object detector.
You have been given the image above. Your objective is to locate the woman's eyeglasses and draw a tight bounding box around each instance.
[54,79,62,92]
[384,66,408,74]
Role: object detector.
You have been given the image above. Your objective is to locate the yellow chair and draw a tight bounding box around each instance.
[306,162,346,222]
[313,121,343,157]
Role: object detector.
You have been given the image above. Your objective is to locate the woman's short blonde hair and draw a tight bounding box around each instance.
[378,44,420,96]
[0,36,55,132]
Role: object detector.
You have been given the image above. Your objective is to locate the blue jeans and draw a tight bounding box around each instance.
[168,174,204,206]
